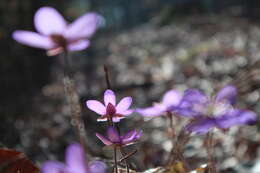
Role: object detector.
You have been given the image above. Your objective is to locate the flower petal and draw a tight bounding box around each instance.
[122,130,142,145]
[116,97,132,114]
[34,7,67,35]
[215,85,237,105]
[13,31,55,49]
[162,90,182,107]
[65,13,100,40]
[216,109,257,129]
[135,130,142,139]
[136,106,165,117]
[96,133,113,145]
[86,100,106,115]
[89,161,107,173]
[97,117,108,122]
[182,89,208,105]
[186,118,216,134]
[104,89,116,106]
[122,130,140,142]
[65,143,88,173]
[67,40,90,51]
[112,117,125,123]
[121,130,137,143]
[119,109,133,116]
[212,101,233,117]
[179,89,209,116]
[174,107,200,117]
[41,161,65,173]
[107,127,120,143]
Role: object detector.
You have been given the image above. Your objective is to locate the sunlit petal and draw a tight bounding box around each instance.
[34,7,67,35]
[116,97,132,114]
[13,31,55,49]
[86,100,106,115]
[104,89,116,106]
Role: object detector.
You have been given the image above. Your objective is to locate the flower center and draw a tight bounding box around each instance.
[106,103,116,116]
[50,34,67,48]
[205,101,233,117]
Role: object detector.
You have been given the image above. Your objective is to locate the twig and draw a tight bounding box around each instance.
[104,65,111,89]
[119,147,130,173]
[118,149,138,163]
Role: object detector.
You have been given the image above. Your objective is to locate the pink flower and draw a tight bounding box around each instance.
[96,127,142,147]
[86,89,133,122]
[41,143,107,173]
[13,7,101,56]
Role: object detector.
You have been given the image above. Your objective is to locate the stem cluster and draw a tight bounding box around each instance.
[104,65,132,173]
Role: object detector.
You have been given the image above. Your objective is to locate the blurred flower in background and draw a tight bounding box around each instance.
[41,143,106,173]
[182,85,257,134]
[136,89,183,117]
[13,6,101,56]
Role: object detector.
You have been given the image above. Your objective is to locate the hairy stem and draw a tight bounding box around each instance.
[166,112,175,165]
[166,127,190,171]
[167,112,174,135]
[206,132,217,173]
[62,51,87,150]
[114,147,118,173]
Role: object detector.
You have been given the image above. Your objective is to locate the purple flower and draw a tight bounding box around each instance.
[96,127,142,147]
[136,89,183,117]
[41,143,106,173]
[13,7,101,56]
[86,89,133,122]
[182,85,257,134]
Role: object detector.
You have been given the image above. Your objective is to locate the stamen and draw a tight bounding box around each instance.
[107,103,116,116]
[50,34,67,48]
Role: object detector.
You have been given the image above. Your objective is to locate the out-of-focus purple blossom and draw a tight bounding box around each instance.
[136,89,183,117]
[86,89,133,122]
[41,143,106,173]
[13,7,101,56]
[182,85,257,134]
[96,126,142,147]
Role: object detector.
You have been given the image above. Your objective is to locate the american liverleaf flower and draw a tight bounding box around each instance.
[96,126,142,147]
[13,6,101,56]
[86,89,133,122]
[136,89,183,117]
[181,85,257,134]
[41,143,107,173]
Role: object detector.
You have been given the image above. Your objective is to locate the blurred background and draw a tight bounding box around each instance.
[1,0,260,172]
